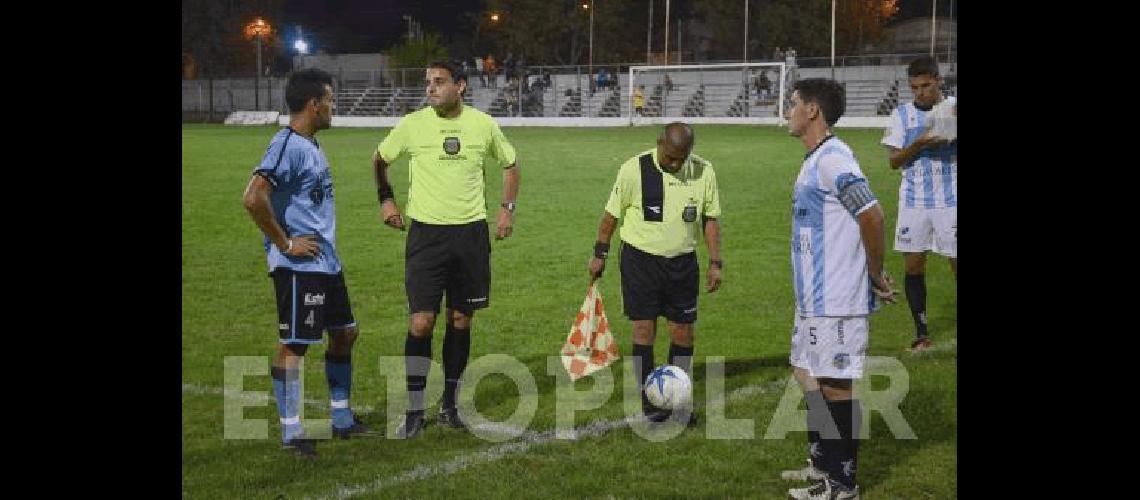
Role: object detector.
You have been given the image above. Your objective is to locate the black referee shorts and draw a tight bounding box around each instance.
[619,243,699,324]
[405,219,491,315]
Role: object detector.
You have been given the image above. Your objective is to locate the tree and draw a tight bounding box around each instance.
[836,0,899,54]
[693,0,898,60]
[182,0,286,78]
[480,0,648,66]
[388,32,450,69]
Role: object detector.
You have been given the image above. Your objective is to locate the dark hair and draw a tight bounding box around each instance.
[793,78,845,127]
[285,68,333,113]
[907,56,941,78]
[428,60,467,84]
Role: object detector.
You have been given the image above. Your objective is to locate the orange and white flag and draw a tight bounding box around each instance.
[561,282,620,381]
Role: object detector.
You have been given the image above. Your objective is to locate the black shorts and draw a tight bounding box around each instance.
[405,220,491,314]
[270,269,356,344]
[620,244,699,324]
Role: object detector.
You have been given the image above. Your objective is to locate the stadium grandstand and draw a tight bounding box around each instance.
[182,53,956,128]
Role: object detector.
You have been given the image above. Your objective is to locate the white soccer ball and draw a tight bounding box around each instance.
[644,364,692,410]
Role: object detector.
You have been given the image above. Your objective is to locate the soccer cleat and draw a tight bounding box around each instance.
[394,411,427,439]
[909,337,933,352]
[437,407,467,430]
[787,478,859,500]
[781,459,826,481]
[282,437,318,459]
[333,413,376,439]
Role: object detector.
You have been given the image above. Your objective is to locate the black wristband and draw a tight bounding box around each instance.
[594,242,610,259]
[377,185,395,202]
[709,259,723,269]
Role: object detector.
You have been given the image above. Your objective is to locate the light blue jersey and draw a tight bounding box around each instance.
[791,136,878,317]
[881,97,958,209]
[253,127,341,274]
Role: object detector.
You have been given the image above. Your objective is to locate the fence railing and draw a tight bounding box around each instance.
[182,52,957,122]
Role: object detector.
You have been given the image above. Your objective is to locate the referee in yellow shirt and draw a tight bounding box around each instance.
[372,60,521,438]
[588,122,722,425]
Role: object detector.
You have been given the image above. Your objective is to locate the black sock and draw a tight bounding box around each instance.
[904,274,928,338]
[633,343,655,411]
[405,332,432,414]
[667,343,694,378]
[823,399,858,490]
[442,324,471,410]
[803,390,830,465]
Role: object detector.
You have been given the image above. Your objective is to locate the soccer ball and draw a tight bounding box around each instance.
[644,364,692,410]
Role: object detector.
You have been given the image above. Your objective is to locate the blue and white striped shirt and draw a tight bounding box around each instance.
[881,96,958,209]
[791,137,879,318]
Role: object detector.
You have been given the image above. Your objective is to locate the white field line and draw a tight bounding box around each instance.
[312,378,790,500]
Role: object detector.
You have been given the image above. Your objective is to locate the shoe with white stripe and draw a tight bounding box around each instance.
[781,459,826,481]
[787,478,859,499]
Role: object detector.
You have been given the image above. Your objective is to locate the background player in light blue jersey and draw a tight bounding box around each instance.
[242,68,371,458]
[881,55,957,352]
[781,78,896,500]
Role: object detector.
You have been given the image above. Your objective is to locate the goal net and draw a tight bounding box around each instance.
[628,62,788,126]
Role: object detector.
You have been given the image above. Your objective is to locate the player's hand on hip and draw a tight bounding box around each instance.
[495,208,514,240]
[872,271,898,304]
[284,234,320,258]
[706,266,722,293]
[588,257,606,281]
[380,199,405,231]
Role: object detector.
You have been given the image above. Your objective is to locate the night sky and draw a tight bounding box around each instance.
[282,0,483,53]
[280,0,955,54]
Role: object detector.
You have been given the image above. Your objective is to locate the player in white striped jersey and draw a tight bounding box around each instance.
[881,56,957,353]
[781,78,896,500]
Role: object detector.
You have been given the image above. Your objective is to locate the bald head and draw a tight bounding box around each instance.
[656,122,695,172]
[658,122,695,150]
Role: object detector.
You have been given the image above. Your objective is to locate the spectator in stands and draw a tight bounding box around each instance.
[773,46,784,62]
[634,85,646,116]
[474,57,485,87]
[484,54,497,88]
[504,52,516,81]
[756,71,772,103]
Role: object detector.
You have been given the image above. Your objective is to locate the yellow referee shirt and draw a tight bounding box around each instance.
[605,148,721,258]
[377,105,517,225]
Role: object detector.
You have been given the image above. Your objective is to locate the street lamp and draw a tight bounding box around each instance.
[244,17,273,110]
[583,2,593,88]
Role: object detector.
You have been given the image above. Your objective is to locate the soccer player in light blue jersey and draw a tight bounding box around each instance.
[881,55,957,352]
[242,68,371,458]
[780,78,896,500]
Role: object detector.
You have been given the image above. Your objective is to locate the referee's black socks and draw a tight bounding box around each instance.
[633,343,654,411]
[667,343,693,377]
[442,323,471,410]
[405,332,432,414]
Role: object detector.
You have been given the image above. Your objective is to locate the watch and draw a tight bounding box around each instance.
[501,202,516,213]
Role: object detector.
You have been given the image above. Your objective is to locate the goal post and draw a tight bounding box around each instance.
[628,62,788,126]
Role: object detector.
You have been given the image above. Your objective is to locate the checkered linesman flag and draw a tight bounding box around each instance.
[561,282,621,381]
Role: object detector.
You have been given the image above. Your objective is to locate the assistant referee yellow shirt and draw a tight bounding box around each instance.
[377,105,517,225]
[605,148,721,258]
